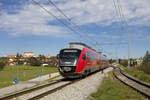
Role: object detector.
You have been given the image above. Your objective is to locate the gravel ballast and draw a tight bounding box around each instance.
[0,72,59,97]
[41,67,113,100]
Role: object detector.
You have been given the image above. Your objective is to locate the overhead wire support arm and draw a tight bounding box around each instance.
[117,0,131,67]
[112,0,131,67]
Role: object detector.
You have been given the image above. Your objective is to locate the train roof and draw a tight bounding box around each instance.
[63,42,96,51]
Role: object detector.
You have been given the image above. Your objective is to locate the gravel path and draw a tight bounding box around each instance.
[40,67,113,100]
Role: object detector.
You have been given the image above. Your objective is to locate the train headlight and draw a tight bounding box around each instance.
[63,67,71,72]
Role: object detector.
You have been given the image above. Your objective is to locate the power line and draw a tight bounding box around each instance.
[112,0,125,29]
[32,0,92,43]
[112,0,131,66]
[116,0,131,67]
[47,0,99,44]
[32,0,114,56]
[47,0,71,21]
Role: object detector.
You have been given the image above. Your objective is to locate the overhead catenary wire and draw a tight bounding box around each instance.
[116,0,131,67]
[46,0,99,45]
[32,0,113,56]
[112,0,125,30]
[51,0,122,56]
[47,0,120,54]
[32,0,94,44]
[112,0,131,66]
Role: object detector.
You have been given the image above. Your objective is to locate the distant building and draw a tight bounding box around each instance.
[136,59,143,66]
[7,55,16,58]
[23,52,35,58]
[45,54,51,58]
[7,55,17,66]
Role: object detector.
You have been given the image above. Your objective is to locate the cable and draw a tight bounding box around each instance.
[32,0,86,40]
[112,0,131,61]
[47,0,98,44]
[47,0,121,55]
[32,0,114,56]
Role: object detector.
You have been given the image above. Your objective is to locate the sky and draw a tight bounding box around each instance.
[0,0,150,59]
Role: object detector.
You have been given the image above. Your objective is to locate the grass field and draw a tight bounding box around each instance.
[119,65,150,84]
[91,72,145,100]
[0,65,58,88]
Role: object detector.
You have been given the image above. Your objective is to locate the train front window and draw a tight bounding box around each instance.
[59,49,81,66]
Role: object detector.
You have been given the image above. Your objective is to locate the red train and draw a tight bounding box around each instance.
[57,42,108,78]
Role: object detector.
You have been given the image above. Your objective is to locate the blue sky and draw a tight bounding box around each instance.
[0,0,150,59]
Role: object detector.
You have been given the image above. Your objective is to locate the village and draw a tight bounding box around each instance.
[0,52,57,67]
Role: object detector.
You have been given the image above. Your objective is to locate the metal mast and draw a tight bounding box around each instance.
[128,29,130,67]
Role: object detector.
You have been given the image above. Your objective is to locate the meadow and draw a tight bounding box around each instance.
[91,72,145,100]
[0,65,58,88]
[120,65,150,84]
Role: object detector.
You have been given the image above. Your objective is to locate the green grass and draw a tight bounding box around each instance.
[119,65,150,84]
[0,65,58,88]
[90,72,145,100]
[1,75,61,97]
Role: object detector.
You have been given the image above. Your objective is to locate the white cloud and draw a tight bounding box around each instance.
[0,3,68,37]
[53,0,150,26]
[0,0,150,37]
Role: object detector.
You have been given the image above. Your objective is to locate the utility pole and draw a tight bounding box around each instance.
[128,29,130,67]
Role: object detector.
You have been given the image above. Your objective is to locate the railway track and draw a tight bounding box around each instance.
[0,69,104,100]
[27,70,103,100]
[0,78,64,100]
[112,66,150,99]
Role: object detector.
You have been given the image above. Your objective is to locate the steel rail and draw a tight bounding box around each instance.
[112,67,150,98]
[0,67,109,100]
[27,68,109,100]
[0,78,64,100]
[28,80,78,100]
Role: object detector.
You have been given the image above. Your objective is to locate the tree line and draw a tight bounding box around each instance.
[0,54,58,70]
[139,51,150,74]
[115,51,150,74]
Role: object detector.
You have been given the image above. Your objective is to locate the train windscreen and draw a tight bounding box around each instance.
[59,49,81,66]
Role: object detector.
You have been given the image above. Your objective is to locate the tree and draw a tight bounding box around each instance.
[109,59,116,64]
[0,57,6,70]
[139,51,150,74]
[38,54,46,63]
[16,53,23,65]
[28,57,41,66]
[49,56,57,66]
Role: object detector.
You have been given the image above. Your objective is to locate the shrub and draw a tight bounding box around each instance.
[28,57,41,66]
[0,61,5,70]
[139,51,150,74]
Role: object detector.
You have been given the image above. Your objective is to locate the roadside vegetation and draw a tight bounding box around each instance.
[91,72,145,100]
[119,65,150,84]
[0,57,7,70]
[118,51,150,84]
[0,61,5,70]
[0,65,58,88]
[139,51,150,74]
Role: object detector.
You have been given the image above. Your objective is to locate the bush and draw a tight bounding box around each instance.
[139,51,150,74]
[28,57,41,66]
[0,61,5,70]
